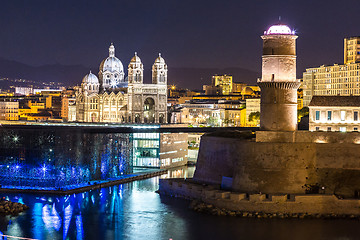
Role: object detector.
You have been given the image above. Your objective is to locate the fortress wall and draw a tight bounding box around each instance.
[256,130,360,143]
[193,136,241,185]
[194,133,360,197]
[231,141,315,194]
[159,179,360,215]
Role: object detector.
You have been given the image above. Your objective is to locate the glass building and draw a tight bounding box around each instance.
[133,132,160,167]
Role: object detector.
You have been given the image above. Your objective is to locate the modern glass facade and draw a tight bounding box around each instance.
[132,132,160,167]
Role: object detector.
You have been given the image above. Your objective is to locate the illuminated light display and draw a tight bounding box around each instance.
[265,24,294,35]
[0,128,134,190]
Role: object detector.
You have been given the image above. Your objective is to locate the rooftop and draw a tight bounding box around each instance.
[309,96,360,107]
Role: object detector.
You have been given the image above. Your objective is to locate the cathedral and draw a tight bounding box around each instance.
[76,44,168,124]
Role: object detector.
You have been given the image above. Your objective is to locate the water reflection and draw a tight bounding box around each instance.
[0,167,193,239]
[0,166,359,240]
[160,166,195,180]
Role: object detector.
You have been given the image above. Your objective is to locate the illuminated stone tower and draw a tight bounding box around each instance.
[258,24,300,131]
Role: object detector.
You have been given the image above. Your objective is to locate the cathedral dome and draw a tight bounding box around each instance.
[241,87,254,95]
[82,71,99,84]
[265,24,294,35]
[154,53,165,64]
[130,52,142,63]
[99,44,124,73]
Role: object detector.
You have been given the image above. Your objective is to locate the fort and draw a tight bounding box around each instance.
[159,23,360,216]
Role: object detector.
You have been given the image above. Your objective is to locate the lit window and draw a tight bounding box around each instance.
[341,111,346,121]
[340,127,346,132]
[315,111,320,121]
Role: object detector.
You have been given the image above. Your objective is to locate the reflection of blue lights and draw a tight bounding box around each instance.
[42,204,61,231]
[18,197,24,204]
[76,215,84,240]
[63,205,73,239]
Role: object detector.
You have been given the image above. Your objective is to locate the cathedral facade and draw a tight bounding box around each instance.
[76,44,168,124]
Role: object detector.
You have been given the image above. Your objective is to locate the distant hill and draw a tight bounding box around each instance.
[168,67,260,90]
[0,58,90,88]
[0,58,260,90]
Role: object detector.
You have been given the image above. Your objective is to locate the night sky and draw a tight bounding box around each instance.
[1,0,360,81]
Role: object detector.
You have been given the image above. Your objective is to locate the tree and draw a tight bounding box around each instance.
[248,111,260,122]
[206,116,218,127]
[248,111,260,126]
[298,107,309,122]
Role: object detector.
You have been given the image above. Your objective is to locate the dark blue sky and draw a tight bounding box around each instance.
[0,0,359,76]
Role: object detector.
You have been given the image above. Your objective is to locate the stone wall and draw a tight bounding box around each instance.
[193,132,360,198]
[159,179,360,215]
[256,130,360,143]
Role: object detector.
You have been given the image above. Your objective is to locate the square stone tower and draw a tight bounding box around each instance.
[258,24,301,131]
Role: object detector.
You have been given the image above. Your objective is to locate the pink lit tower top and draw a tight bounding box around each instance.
[258,23,301,131]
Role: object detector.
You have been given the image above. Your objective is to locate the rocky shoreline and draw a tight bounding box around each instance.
[189,200,360,219]
[0,199,29,216]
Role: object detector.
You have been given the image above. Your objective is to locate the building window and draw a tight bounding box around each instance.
[327,111,332,121]
[315,127,320,131]
[340,127,346,132]
[327,127,331,131]
[355,111,358,121]
[354,127,358,131]
[315,111,320,121]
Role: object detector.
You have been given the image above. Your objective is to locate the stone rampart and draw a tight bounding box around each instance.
[159,179,360,216]
[256,130,360,143]
[193,131,360,197]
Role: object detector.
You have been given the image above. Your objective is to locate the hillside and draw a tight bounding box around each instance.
[0,58,260,90]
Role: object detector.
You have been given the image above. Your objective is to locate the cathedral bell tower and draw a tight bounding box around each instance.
[258,23,300,131]
[128,52,143,84]
[152,53,168,85]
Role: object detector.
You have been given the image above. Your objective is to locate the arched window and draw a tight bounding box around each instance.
[135,114,140,123]
[159,113,165,123]
[144,98,155,123]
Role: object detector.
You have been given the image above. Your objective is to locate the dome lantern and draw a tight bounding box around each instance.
[264,24,295,35]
